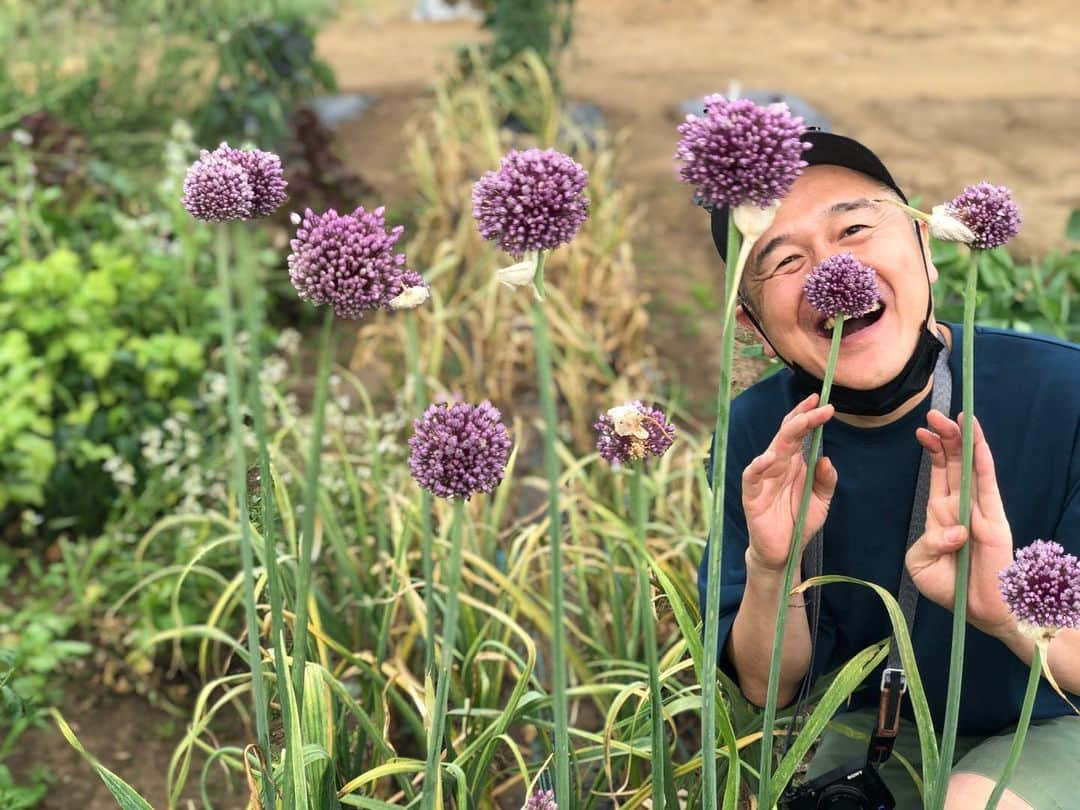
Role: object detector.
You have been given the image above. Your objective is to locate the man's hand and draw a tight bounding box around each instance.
[905,410,1015,638]
[742,393,838,574]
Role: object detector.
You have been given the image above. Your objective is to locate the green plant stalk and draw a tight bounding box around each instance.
[701,216,742,810]
[405,311,437,682]
[291,305,336,712]
[531,252,571,804]
[758,316,843,809]
[929,248,979,810]
[421,498,467,810]
[986,642,1042,809]
[632,465,667,809]
[214,227,272,806]
[233,223,291,741]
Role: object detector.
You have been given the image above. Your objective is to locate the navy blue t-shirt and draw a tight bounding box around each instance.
[698,322,1080,735]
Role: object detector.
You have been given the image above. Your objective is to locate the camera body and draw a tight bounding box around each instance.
[780,758,895,810]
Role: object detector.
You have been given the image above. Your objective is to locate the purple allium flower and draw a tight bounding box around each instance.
[945,182,1022,250]
[408,400,512,500]
[803,252,881,319]
[287,206,412,319]
[472,148,589,257]
[594,401,676,465]
[522,789,557,810]
[675,96,810,209]
[181,156,254,222]
[207,143,288,217]
[998,540,1080,635]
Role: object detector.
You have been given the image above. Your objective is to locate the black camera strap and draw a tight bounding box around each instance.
[784,326,952,766]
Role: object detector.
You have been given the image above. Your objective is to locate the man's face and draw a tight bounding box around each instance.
[736,165,937,389]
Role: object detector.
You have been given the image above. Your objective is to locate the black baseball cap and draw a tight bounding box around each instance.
[709,130,908,262]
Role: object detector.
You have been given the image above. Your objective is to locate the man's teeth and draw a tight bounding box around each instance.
[820,301,883,334]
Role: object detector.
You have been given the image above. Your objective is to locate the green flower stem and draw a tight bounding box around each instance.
[532,249,548,301]
[405,311,437,681]
[421,497,467,810]
[532,268,571,805]
[758,316,843,809]
[702,215,743,810]
[291,305,336,711]
[930,248,979,809]
[632,465,667,810]
[214,226,272,805]
[986,643,1042,809]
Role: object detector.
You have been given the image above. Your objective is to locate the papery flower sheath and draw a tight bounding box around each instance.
[595,401,676,465]
[803,252,881,320]
[675,96,810,210]
[207,142,288,217]
[998,539,1080,639]
[472,148,589,257]
[945,182,1022,250]
[287,206,412,319]
[408,400,512,500]
[181,156,254,222]
[522,789,557,810]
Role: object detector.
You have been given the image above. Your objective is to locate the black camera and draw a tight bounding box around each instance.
[779,758,895,810]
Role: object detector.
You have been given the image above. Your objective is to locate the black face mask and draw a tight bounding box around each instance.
[740,227,946,417]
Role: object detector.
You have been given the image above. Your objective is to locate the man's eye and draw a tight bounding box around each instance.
[775,255,799,271]
[841,224,868,238]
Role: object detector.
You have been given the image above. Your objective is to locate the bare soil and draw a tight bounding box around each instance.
[13,2,1079,806]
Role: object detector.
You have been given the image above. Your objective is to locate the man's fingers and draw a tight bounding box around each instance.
[781,394,820,428]
[916,426,951,500]
[770,404,834,458]
[926,409,963,493]
[907,524,967,571]
[812,455,838,502]
[963,413,1008,524]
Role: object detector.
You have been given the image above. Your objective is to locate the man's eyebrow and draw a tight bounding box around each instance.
[751,233,792,276]
[826,197,881,216]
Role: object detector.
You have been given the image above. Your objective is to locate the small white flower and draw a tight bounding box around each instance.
[388,284,430,310]
[606,403,649,440]
[732,200,781,241]
[929,205,976,244]
[495,251,541,298]
[11,129,32,146]
[290,212,302,225]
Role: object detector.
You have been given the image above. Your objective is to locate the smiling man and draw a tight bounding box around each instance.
[698,131,1080,808]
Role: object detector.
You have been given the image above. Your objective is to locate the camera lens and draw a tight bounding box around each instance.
[817,784,871,809]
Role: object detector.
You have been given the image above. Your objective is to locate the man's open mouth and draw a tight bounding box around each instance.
[816,300,885,338]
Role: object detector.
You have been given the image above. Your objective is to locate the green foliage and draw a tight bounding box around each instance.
[931,217,1080,343]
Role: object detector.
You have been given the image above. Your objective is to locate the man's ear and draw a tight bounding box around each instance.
[917,220,940,284]
[735,303,777,358]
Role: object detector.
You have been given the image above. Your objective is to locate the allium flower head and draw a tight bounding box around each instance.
[206,142,288,217]
[595,401,676,465]
[522,789,557,810]
[803,252,881,319]
[287,206,412,319]
[675,96,810,209]
[998,539,1080,638]
[408,400,512,500]
[181,156,254,221]
[472,148,589,257]
[945,182,1022,250]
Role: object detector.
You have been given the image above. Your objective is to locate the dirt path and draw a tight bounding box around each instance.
[319,0,1080,418]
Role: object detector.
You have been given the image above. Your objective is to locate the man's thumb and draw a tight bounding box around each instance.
[908,525,967,568]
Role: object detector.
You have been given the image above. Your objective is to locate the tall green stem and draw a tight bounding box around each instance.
[405,313,437,682]
[930,249,978,809]
[632,465,668,809]
[291,306,336,710]
[986,643,1042,809]
[758,317,843,809]
[421,498,467,810]
[214,227,272,804]
[532,259,571,804]
[702,216,742,810]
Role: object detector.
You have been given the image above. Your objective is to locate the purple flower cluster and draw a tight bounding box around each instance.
[594,401,676,466]
[522,790,557,810]
[181,143,287,221]
[472,148,589,257]
[945,182,1022,250]
[803,253,881,319]
[998,540,1080,633]
[408,400,512,500]
[675,96,810,209]
[288,206,424,319]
